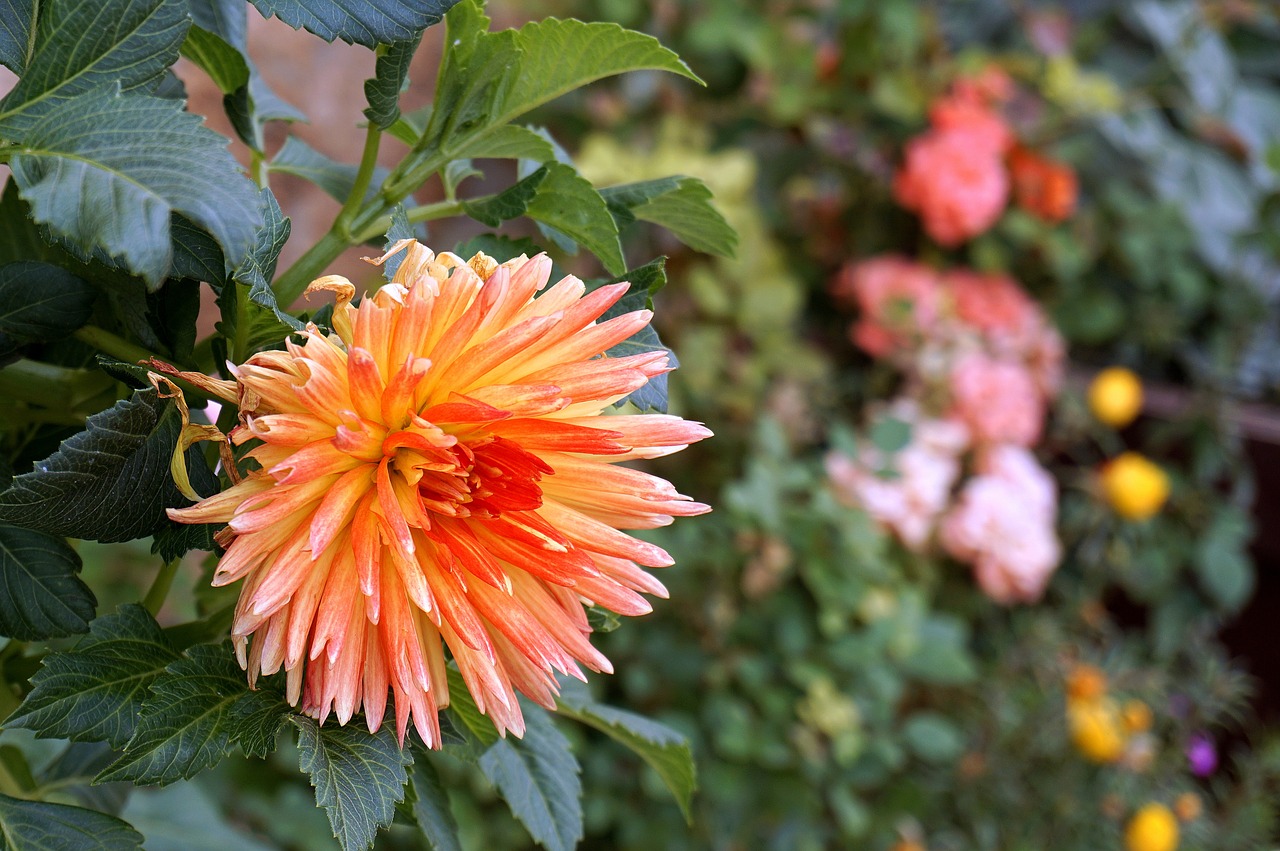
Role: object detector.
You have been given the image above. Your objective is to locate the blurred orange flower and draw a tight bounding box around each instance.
[169,242,711,746]
[1009,146,1078,223]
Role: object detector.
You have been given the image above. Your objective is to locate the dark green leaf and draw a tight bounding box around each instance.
[0,261,94,342]
[0,385,216,542]
[252,0,458,48]
[0,523,95,640]
[292,716,413,851]
[0,793,143,850]
[525,163,624,275]
[408,758,462,851]
[453,234,544,266]
[98,643,290,785]
[170,215,228,286]
[147,278,200,362]
[478,704,582,851]
[181,25,250,94]
[7,604,180,747]
[4,87,261,287]
[444,666,500,749]
[601,177,736,258]
[217,188,301,352]
[555,679,695,822]
[0,0,189,132]
[364,35,421,129]
[150,521,220,562]
[270,136,389,207]
[462,166,549,227]
[39,742,131,815]
[0,0,35,74]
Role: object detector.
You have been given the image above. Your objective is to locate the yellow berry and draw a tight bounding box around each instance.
[1174,792,1202,822]
[1126,803,1179,851]
[1088,367,1143,427]
[1101,452,1170,521]
[1068,697,1127,763]
[1066,664,1108,701]
[1122,699,1153,733]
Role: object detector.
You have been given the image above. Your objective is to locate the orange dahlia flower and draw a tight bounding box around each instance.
[168,241,711,747]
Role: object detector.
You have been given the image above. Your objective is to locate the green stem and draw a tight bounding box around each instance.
[353,197,468,243]
[143,558,181,616]
[271,229,354,308]
[0,360,110,407]
[250,148,268,189]
[72,325,161,366]
[334,126,384,239]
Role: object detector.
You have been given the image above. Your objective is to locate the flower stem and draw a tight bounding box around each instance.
[72,325,162,366]
[143,558,181,616]
[335,126,384,239]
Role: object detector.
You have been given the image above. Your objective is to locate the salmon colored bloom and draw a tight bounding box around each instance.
[831,256,943,358]
[894,130,1009,246]
[168,242,711,747]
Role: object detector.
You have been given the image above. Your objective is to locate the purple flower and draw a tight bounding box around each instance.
[1186,733,1218,777]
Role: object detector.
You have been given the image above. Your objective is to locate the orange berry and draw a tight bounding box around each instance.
[1088,367,1143,427]
[1125,803,1179,851]
[1066,664,1108,701]
[1174,792,1202,822]
[1100,452,1170,521]
[1122,699,1153,733]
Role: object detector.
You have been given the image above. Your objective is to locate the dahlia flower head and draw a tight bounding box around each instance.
[168,241,711,747]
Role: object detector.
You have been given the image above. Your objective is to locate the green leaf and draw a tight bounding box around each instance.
[150,521,220,563]
[270,136,390,207]
[98,643,290,785]
[0,385,217,542]
[462,165,549,227]
[0,0,189,132]
[252,0,458,48]
[454,234,545,266]
[0,261,94,343]
[442,159,483,197]
[555,679,695,822]
[0,0,35,74]
[170,215,228,286]
[422,6,698,187]
[492,17,701,131]
[121,782,277,851]
[0,523,95,640]
[869,416,912,454]
[601,177,737,258]
[462,125,556,162]
[3,87,262,287]
[181,25,250,94]
[1196,505,1255,612]
[478,704,583,851]
[901,712,965,764]
[525,163,624,275]
[364,35,421,129]
[7,604,180,747]
[444,666,500,749]
[217,188,301,353]
[408,758,462,851]
[0,793,143,850]
[292,716,413,851]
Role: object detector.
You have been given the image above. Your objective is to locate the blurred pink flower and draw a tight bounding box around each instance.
[941,445,1060,603]
[831,256,943,358]
[894,131,1008,246]
[949,353,1044,446]
[826,408,968,551]
[945,271,1065,393]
